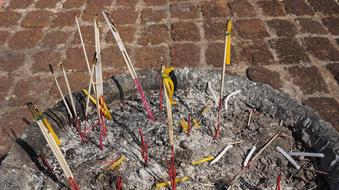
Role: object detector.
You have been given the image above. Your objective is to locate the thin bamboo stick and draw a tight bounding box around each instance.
[60,63,77,117]
[164,82,174,146]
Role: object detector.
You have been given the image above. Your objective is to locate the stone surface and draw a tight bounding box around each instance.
[6,0,33,9]
[240,41,274,65]
[288,66,329,95]
[35,0,59,8]
[110,7,138,25]
[0,11,21,27]
[296,18,327,34]
[141,8,167,24]
[206,43,236,67]
[62,0,85,8]
[51,10,80,28]
[171,22,200,41]
[170,2,198,19]
[143,0,167,6]
[31,50,62,74]
[327,63,339,84]
[8,30,43,49]
[257,1,285,17]
[267,19,297,37]
[134,46,169,69]
[283,0,314,16]
[41,31,69,49]
[246,66,282,89]
[308,0,339,15]
[138,24,170,45]
[229,0,256,18]
[171,43,200,67]
[322,17,339,35]
[303,97,339,130]
[204,20,226,41]
[0,51,25,73]
[0,31,11,45]
[303,37,339,61]
[236,19,269,39]
[105,25,135,44]
[21,10,53,28]
[200,0,228,19]
[269,38,309,64]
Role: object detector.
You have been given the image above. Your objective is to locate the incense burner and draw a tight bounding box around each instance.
[0,69,338,189]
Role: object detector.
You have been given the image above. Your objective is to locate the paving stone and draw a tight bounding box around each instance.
[72,25,95,45]
[288,66,328,95]
[6,0,33,9]
[143,0,167,6]
[303,37,339,61]
[116,0,138,7]
[105,25,135,44]
[9,29,43,49]
[0,31,11,45]
[62,0,86,8]
[170,2,199,19]
[308,0,339,15]
[240,41,274,65]
[322,17,339,35]
[35,0,59,8]
[51,10,80,28]
[269,38,309,64]
[0,11,21,27]
[10,76,53,106]
[203,20,226,41]
[283,0,314,16]
[257,0,285,17]
[110,7,138,25]
[134,46,169,69]
[171,22,200,42]
[267,19,297,37]
[21,10,53,28]
[200,0,228,19]
[82,0,113,22]
[206,42,237,67]
[63,46,95,72]
[101,45,127,70]
[141,8,167,24]
[32,50,62,74]
[296,18,327,34]
[41,31,69,49]
[0,51,25,73]
[170,43,200,67]
[229,0,256,18]
[327,63,339,84]
[303,97,339,130]
[0,75,13,104]
[236,19,269,40]
[138,24,170,46]
[246,66,282,89]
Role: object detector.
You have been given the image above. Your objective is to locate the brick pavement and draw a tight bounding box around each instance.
[0,0,338,158]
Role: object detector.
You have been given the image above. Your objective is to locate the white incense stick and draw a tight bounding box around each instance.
[224,90,241,111]
[276,146,301,170]
[60,64,77,117]
[49,65,73,119]
[243,144,256,167]
[94,18,103,123]
[85,64,96,117]
[288,152,325,158]
[210,145,233,165]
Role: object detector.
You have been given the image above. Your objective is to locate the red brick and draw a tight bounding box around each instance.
[170,2,199,19]
[105,25,135,44]
[41,31,69,49]
[200,0,229,19]
[229,0,256,18]
[267,19,297,37]
[116,0,138,7]
[322,17,339,35]
[308,0,339,15]
[327,63,339,84]
[141,8,167,24]
[0,31,11,45]
[206,42,237,67]
[171,22,200,42]
[303,97,339,130]
[0,75,13,104]
[257,1,285,17]
[170,43,200,67]
[0,11,21,27]
[138,24,170,45]
[35,0,59,8]
[203,20,226,41]
[236,19,269,40]
[246,66,282,89]
[7,0,33,9]
[82,0,113,22]
[72,25,95,46]
[10,76,53,106]
[9,30,43,49]
[269,38,309,64]
[63,0,86,8]
[21,10,54,28]
[32,50,62,74]
[134,46,169,69]
[143,0,167,6]
[63,46,95,72]
[296,18,327,34]
[288,66,328,95]
[303,37,339,61]
[240,41,274,65]
[101,45,128,70]
[87,0,112,7]
[283,0,314,16]
[51,10,80,28]
[110,7,138,25]
[0,51,25,73]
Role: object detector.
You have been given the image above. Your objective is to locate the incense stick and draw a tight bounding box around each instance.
[210,145,233,165]
[164,82,174,145]
[85,64,96,117]
[243,144,256,167]
[102,11,154,122]
[49,64,73,119]
[60,63,77,117]
[224,90,241,111]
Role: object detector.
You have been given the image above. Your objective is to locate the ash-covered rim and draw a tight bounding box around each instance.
[1,69,338,189]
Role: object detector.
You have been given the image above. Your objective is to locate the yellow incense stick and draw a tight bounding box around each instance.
[225,19,232,65]
[42,117,61,146]
[162,67,176,105]
[191,156,215,165]
[156,176,190,188]
[104,155,126,171]
[81,89,112,120]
